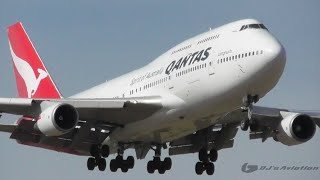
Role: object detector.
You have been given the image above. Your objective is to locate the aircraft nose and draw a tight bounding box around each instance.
[259,37,287,87]
[267,39,286,66]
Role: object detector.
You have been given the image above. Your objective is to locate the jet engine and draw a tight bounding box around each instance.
[34,103,79,136]
[276,113,316,146]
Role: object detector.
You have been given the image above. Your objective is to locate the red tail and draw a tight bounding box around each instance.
[7,22,62,99]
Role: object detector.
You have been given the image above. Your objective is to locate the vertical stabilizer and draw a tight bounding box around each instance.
[7,22,62,99]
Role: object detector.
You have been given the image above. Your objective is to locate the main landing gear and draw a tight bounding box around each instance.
[147,145,172,174]
[109,155,134,173]
[195,148,218,175]
[87,144,110,171]
[109,144,134,173]
[240,94,259,131]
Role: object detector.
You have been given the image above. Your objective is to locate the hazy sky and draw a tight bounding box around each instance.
[0,1,319,180]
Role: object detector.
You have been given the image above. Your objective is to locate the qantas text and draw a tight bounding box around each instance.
[165,47,212,75]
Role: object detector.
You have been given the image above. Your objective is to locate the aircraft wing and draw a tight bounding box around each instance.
[168,106,320,156]
[0,123,17,133]
[0,96,163,126]
[218,106,320,128]
[0,96,164,154]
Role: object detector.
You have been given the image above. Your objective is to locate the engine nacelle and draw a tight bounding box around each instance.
[35,103,79,136]
[276,113,316,146]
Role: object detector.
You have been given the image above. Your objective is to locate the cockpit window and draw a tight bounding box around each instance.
[249,24,260,29]
[240,24,268,31]
[259,24,268,30]
[240,25,248,31]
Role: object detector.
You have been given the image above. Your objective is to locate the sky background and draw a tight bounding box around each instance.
[0,0,320,179]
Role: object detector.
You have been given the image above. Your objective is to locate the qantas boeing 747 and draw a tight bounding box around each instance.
[0,19,319,175]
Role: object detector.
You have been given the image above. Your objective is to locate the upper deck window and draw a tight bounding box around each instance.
[240,24,268,31]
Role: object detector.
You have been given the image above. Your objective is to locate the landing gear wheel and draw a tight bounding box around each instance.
[164,157,172,170]
[250,122,259,132]
[253,95,259,103]
[101,145,110,158]
[198,148,208,162]
[121,166,128,173]
[110,159,118,172]
[97,158,106,171]
[127,156,135,169]
[205,163,214,175]
[240,119,249,131]
[209,149,218,162]
[158,166,166,174]
[87,157,95,171]
[195,162,204,175]
[147,161,155,174]
[90,145,99,157]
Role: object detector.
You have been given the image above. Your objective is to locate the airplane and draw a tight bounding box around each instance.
[0,19,319,176]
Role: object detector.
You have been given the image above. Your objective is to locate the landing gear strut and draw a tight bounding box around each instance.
[109,144,135,173]
[240,94,259,131]
[195,148,217,175]
[87,144,110,171]
[147,145,172,174]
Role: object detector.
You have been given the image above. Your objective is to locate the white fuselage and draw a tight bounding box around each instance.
[72,19,286,149]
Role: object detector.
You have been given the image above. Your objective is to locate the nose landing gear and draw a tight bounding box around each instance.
[240,94,259,131]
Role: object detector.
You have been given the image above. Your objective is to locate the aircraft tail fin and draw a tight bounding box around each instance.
[7,22,62,99]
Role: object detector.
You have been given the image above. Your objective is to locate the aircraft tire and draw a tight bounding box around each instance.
[205,162,214,175]
[209,149,218,162]
[87,157,95,171]
[195,162,204,175]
